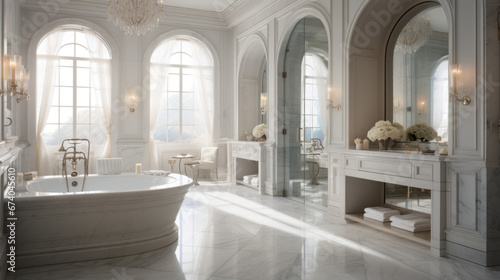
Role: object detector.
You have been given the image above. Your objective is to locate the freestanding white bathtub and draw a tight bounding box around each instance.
[9,173,192,268]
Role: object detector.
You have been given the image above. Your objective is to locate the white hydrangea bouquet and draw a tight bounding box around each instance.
[367,120,404,150]
[252,123,267,141]
[405,122,437,142]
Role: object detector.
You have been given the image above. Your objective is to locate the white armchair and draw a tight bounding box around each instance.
[193,147,219,179]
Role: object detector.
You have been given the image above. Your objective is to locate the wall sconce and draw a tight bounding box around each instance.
[260,93,267,115]
[449,64,471,105]
[327,86,341,111]
[417,101,426,115]
[1,54,30,102]
[127,92,138,112]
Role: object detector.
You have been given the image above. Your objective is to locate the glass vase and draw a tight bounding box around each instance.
[378,139,389,151]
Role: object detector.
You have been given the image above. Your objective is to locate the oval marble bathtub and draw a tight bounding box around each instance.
[8,173,192,268]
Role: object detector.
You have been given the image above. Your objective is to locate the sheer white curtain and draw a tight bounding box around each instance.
[149,40,176,169]
[190,42,214,145]
[305,54,329,144]
[36,29,63,175]
[84,29,112,171]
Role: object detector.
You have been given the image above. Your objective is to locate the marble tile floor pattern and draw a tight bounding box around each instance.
[8,181,500,280]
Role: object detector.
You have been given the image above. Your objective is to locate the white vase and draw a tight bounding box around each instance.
[246,135,253,141]
[356,143,363,150]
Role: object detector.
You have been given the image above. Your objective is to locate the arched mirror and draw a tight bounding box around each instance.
[237,40,267,141]
[385,4,448,214]
[260,63,267,124]
[387,5,449,141]
[280,16,329,207]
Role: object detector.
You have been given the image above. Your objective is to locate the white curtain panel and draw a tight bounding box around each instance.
[149,40,176,169]
[191,43,214,146]
[84,29,112,173]
[36,29,63,175]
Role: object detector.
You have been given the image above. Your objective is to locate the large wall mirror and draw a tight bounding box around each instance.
[1,0,4,141]
[237,39,267,141]
[2,0,16,139]
[386,5,449,141]
[385,4,448,213]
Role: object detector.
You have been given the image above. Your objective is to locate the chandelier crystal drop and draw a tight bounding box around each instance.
[107,0,166,36]
[395,16,433,54]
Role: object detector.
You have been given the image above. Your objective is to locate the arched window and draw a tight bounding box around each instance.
[36,27,111,175]
[150,38,214,144]
[431,58,448,140]
[301,53,327,143]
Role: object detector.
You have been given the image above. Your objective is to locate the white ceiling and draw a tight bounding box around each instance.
[165,0,238,13]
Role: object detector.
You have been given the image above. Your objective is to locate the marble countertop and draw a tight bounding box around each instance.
[330,148,447,162]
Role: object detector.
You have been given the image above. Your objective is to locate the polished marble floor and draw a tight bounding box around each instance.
[8,181,500,280]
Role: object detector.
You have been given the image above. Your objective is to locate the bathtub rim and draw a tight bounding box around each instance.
[11,173,193,200]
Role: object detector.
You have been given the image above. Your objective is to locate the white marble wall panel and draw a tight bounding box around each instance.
[117,145,146,173]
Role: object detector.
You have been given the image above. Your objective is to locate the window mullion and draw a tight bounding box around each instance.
[179,65,183,143]
[73,58,77,138]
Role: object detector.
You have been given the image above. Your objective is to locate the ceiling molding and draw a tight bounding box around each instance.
[21,0,228,29]
[223,0,278,28]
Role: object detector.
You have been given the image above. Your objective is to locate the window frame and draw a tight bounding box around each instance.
[151,38,214,145]
[37,29,109,146]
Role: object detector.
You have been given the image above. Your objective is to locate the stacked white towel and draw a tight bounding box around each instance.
[251,177,259,186]
[390,214,430,232]
[243,174,258,184]
[363,206,400,222]
[96,158,122,175]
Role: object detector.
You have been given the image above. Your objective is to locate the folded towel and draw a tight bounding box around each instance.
[390,214,430,229]
[96,158,122,175]
[251,177,259,186]
[364,212,392,223]
[143,170,171,176]
[243,174,258,181]
[391,222,430,232]
[364,207,400,218]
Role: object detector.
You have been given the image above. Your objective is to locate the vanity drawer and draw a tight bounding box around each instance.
[414,163,433,181]
[357,157,412,178]
[345,156,357,170]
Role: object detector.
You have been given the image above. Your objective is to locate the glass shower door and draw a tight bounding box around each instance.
[283,17,329,207]
[283,18,306,204]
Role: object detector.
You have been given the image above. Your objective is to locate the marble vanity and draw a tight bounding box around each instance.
[328,149,447,256]
[230,141,267,194]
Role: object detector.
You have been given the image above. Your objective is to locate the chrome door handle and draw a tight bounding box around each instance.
[4,117,12,127]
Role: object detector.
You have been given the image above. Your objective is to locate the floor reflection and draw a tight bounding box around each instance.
[8,181,500,280]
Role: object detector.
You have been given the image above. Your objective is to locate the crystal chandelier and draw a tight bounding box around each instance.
[395,16,432,54]
[107,0,166,36]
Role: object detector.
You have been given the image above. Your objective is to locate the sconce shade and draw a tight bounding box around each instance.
[2,54,30,102]
[3,55,22,84]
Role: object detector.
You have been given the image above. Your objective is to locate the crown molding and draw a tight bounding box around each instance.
[21,0,228,30]
[223,0,278,28]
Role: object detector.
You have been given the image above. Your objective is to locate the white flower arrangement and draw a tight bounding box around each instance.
[252,123,267,139]
[405,122,437,142]
[354,138,362,144]
[367,120,403,142]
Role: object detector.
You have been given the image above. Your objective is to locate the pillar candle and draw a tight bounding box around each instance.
[362,139,369,150]
[135,163,142,174]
